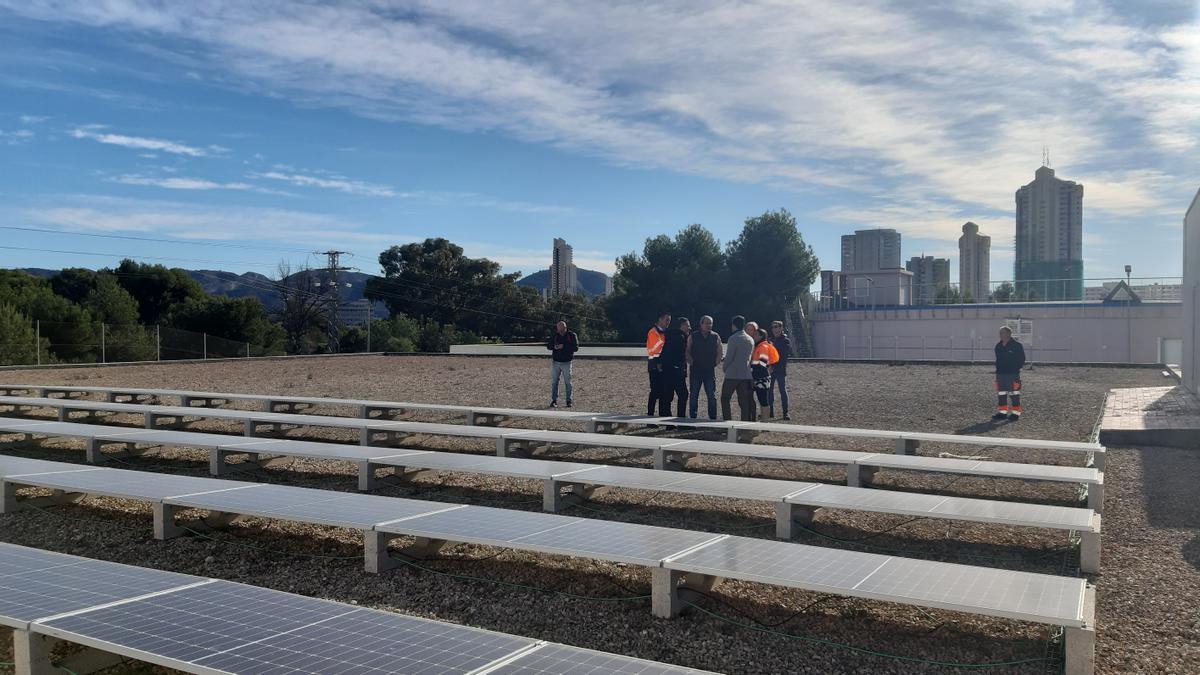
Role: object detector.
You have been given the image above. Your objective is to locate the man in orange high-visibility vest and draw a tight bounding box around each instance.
[993,326,1026,421]
[646,312,671,416]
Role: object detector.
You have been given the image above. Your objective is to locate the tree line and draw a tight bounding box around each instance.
[0,208,820,364]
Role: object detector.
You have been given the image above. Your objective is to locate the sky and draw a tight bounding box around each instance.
[0,1,1197,285]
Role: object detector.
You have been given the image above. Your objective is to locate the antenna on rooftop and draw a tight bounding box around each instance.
[1042,146,1051,168]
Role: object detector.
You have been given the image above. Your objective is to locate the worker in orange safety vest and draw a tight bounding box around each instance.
[751,327,780,421]
[646,312,672,416]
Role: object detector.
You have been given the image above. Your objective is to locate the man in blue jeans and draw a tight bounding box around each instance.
[686,315,723,419]
[546,320,578,407]
[768,320,792,420]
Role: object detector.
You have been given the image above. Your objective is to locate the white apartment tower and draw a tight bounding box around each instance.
[840,229,902,272]
[1015,165,1084,300]
[958,221,991,302]
[549,237,578,298]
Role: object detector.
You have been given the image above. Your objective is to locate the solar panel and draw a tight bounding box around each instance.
[0,544,84,578]
[13,421,147,439]
[665,473,812,501]
[376,451,597,480]
[496,643,714,674]
[91,428,242,448]
[0,419,54,431]
[0,455,101,478]
[504,430,684,450]
[670,440,870,464]
[7,467,257,501]
[861,454,1101,483]
[665,536,1087,626]
[199,604,536,674]
[0,550,196,628]
[217,438,431,462]
[380,504,586,545]
[165,483,453,529]
[38,580,345,665]
[510,518,725,566]
[552,465,697,491]
[395,421,513,438]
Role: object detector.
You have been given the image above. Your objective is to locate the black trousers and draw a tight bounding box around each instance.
[665,366,688,418]
[647,368,671,416]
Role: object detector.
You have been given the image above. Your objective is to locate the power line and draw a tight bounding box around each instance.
[0,244,283,269]
[0,225,315,254]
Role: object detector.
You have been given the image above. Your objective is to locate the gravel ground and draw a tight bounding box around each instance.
[0,356,1192,674]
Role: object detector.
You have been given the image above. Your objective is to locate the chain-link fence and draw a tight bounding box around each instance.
[0,320,284,367]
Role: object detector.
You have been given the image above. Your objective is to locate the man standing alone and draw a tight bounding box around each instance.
[646,312,671,416]
[547,320,578,408]
[768,320,792,420]
[687,315,723,419]
[721,316,756,421]
[993,325,1026,421]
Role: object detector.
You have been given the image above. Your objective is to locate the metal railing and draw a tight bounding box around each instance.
[1,320,283,367]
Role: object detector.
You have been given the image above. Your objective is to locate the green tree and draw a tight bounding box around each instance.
[169,296,284,356]
[992,282,1014,303]
[50,268,99,305]
[0,270,97,362]
[725,209,820,327]
[365,238,544,340]
[112,259,205,324]
[0,303,44,366]
[83,274,142,325]
[934,285,963,304]
[606,224,729,340]
[274,263,330,354]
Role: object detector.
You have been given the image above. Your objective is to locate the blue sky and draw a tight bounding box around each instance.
[0,1,1197,285]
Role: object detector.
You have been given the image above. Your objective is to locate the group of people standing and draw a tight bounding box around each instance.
[646,313,791,421]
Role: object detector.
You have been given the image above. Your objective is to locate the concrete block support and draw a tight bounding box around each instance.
[1079,528,1101,575]
[1086,483,1105,515]
[775,503,818,539]
[467,412,509,427]
[364,531,398,573]
[543,479,564,512]
[586,419,618,434]
[13,630,55,675]
[846,464,877,487]
[153,503,185,540]
[1091,451,1106,472]
[652,447,693,471]
[85,438,105,464]
[651,568,684,618]
[1,480,18,513]
[895,438,920,455]
[1064,585,1097,675]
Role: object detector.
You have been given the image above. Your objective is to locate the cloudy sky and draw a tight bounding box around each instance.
[0,1,1196,283]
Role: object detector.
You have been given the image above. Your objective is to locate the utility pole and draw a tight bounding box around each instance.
[314,250,355,353]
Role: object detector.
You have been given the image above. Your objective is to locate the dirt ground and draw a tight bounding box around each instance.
[0,356,1195,674]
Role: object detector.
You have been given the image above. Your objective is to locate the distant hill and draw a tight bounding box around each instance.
[518,267,610,297]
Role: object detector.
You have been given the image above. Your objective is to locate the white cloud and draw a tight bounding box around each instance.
[110,174,257,191]
[251,170,395,197]
[4,1,1197,248]
[18,115,48,124]
[70,125,209,156]
[0,129,34,144]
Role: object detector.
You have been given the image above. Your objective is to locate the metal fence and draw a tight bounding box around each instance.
[837,334,1082,363]
[1,320,282,367]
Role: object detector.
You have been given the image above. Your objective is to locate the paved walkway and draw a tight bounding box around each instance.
[1099,385,1200,448]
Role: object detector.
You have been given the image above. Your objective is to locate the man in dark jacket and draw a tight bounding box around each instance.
[660,317,691,418]
[547,321,578,408]
[646,312,671,416]
[993,325,1026,420]
[768,320,792,420]
[687,315,723,419]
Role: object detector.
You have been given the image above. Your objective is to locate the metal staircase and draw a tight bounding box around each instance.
[785,299,814,358]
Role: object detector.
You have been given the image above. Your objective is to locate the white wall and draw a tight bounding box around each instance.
[811,303,1183,363]
[1184,188,1200,391]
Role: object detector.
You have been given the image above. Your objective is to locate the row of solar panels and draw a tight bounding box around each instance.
[0,418,1104,573]
[0,395,1106,515]
[0,383,1105,464]
[0,454,1093,633]
[0,542,712,674]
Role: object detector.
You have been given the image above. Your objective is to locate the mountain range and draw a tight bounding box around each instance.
[516,267,610,297]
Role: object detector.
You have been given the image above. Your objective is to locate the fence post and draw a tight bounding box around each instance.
[246,342,251,359]
[868,335,873,360]
[367,317,372,353]
[950,335,955,361]
[895,337,899,361]
[35,320,41,366]
[101,323,106,364]
[203,333,208,360]
[156,325,161,362]
[841,335,846,359]
[970,336,975,362]
[921,335,926,361]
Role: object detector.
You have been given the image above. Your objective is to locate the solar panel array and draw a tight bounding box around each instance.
[0,417,1100,535]
[1,543,712,674]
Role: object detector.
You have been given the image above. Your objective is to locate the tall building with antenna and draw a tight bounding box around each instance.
[1015,156,1084,300]
[958,221,991,302]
